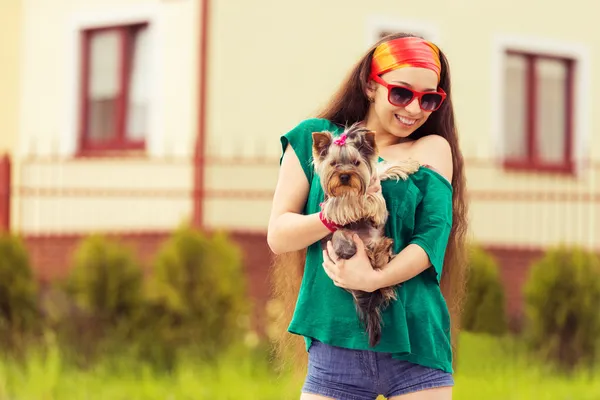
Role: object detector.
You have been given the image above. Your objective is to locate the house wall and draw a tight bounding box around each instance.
[204,0,599,251]
[0,0,21,156]
[15,0,600,250]
[16,0,200,233]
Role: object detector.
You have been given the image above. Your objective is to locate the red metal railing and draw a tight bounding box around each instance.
[0,154,10,232]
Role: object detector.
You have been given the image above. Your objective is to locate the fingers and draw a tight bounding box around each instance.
[367,177,382,194]
[352,234,365,252]
[326,241,337,262]
[367,183,381,194]
[323,243,344,287]
[322,252,339,285]
[322,260,340,286]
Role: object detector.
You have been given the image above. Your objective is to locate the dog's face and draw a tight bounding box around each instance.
[312,125,378,197]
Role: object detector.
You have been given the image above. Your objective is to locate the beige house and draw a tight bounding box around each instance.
[9,0,600,326]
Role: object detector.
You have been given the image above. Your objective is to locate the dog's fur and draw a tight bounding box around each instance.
[312,123,420,347]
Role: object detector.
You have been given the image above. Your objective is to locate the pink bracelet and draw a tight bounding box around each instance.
[319,202,340,232]
[319,211,340,232]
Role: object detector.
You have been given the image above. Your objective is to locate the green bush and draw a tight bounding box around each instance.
[524,246,600,370]
[65,234,144,322]
[60,234,144,364]
[0,233,39,352]
[461,246,508,335]
[139,225,249,368]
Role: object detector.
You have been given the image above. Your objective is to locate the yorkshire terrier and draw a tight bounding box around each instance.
[312,123,420,347]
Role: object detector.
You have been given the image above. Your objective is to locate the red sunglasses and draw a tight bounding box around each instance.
[370,74,447,112]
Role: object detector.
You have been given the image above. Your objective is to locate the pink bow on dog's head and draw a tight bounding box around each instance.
[333,134,347,146]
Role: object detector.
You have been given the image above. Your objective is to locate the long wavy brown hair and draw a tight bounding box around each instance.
[270,32,469,375]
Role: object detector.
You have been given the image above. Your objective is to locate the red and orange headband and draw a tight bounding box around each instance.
[371,37,441,80]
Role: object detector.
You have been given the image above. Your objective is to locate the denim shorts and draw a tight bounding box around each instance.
[302,340,454,400]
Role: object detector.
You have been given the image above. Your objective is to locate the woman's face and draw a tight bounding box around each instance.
[366,66,440,140]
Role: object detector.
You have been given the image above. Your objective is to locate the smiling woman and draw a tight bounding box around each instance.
[268,33,468,400]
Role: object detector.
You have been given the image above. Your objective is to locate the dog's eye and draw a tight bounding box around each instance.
[353,160,361,166]
[330,161,337,167]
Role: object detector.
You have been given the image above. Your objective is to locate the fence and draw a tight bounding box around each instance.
[1,151,599,255]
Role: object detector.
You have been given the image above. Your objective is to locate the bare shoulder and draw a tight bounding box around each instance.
[410,135,453,182]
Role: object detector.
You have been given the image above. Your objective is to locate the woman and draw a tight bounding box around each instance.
[267,32,468,400]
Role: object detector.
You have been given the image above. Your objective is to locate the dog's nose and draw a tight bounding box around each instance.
[339,174,350,184]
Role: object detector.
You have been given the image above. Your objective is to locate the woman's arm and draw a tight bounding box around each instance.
[370,134,454,289]
[267,144,331,254]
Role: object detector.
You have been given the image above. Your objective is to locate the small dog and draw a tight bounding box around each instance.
[312,123,420,347]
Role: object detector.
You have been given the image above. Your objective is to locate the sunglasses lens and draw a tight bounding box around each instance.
[420,93,443,111]
[389,87,414,106]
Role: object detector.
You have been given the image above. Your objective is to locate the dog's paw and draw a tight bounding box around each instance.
[378,159,421,181]
[320,200,339,224]
[370,211,388,227]
[332,230,357,260]
[323,196,367,226]
[363,194,388,227]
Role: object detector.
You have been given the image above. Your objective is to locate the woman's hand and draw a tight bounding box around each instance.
[367,176,381,194]
[322,234,381,293]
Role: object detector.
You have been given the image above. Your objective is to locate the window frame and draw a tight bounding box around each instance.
[77,22,149,156]
[502,50,576,174]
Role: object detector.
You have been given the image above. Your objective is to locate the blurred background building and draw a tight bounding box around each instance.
[0,0,598,331]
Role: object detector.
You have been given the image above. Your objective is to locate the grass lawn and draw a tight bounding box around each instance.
[0,333,598,399]
[453,334,600,400]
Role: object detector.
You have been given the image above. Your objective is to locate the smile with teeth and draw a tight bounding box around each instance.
[395,114,418,126]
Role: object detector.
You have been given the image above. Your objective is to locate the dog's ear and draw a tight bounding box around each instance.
[312,131,332,160]
[360,130,377,157]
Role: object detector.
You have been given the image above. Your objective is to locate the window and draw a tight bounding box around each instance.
[79,23,149,154]
[503,51,575,173]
